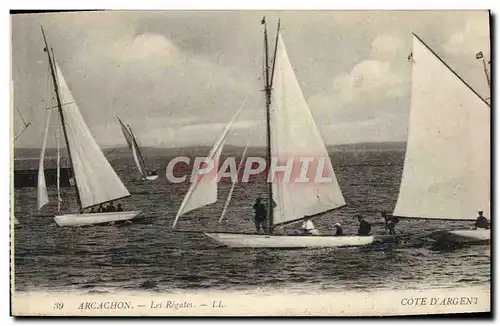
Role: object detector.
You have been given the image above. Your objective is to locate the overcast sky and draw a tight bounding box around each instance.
[12,10,490,149]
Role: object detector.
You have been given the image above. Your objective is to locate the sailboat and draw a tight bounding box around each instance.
[392,33,490,245]
[117,117,158,181]
[38,27,141,227]
[171,19,396,248]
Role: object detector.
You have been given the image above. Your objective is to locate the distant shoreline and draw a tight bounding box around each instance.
[13,141,407,160]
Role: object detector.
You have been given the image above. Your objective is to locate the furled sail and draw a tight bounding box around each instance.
[393,34,490,220]
[172,106,244,229]
[54,61,130,209]
[118,118,144,177]
[269,33,346,226]
[37,109,52,210]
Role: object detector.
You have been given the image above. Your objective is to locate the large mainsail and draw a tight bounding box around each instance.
[172,107,243,228]
[393,34,490,220]
[269,33,346,226]
[54,61,130,209]
[118,118,144,177]
[37,109,52,210]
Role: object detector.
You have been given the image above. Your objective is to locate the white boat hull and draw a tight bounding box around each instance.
[145,175,159,181]
[54,210,141,227]
[203,232,396,248]
[435,229,490,245]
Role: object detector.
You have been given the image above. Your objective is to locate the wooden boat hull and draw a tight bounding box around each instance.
[434,229,490,245]
[54,210,141,227]
[203,232,397,248]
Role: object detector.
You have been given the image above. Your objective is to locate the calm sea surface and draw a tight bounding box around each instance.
[12,149,490,293]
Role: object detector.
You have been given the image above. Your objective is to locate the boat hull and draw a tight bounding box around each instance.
[54,210,141,227]
[434,229,490,245]
[203,232,396,248]
[145,175,159,181]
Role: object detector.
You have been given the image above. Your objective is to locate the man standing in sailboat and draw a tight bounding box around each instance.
[253,197,268,233]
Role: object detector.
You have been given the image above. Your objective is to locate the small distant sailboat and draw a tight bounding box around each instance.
[171,19,396,248]
[117,117,158,181]
[392,34,490,245]
[38,27,141,227]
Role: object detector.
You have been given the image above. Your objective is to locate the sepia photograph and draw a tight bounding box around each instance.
[10,9,491,316]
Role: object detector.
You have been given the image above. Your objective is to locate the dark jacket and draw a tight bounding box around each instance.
[253,202,267,220]
[475,216,490,229]
[334,226,343,236]
[358,219,371,235]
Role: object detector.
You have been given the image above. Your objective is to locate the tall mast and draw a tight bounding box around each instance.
[262,17,280,233]
[41,26,83,211]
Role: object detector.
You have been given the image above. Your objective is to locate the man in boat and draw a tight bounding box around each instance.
[106,202,116,212]
[333,223,343,236]
[253,197,267,233]
[355,214,371,236]
[474,211,490,229]
[381,211,398,235]
[300,218,320,236]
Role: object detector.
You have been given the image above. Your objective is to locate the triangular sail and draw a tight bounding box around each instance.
[172,107,244,229]
[54,61,130,209]
[118,118,145,177]
[37,109,52,210]
[219,141,250,223]
[129,126,148,171]
[269,33,346,226]
[393,35,490,220]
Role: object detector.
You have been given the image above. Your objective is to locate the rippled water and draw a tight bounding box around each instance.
[12,149,490,293]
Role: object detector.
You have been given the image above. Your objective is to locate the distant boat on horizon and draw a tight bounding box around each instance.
[117,117,159,181]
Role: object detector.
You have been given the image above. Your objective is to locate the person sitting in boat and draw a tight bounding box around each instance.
[355,214,371,236]
[106,202,116,212]
[300,218,320,236]
[333,223,343,236]
[253,197,267,233]
[381,211,398,235]
[116,203,123,212]
[474,211,490,230]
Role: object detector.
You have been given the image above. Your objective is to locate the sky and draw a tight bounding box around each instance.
[11,10,490,149]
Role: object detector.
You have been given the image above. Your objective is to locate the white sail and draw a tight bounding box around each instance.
[219,142,250,223]
[118,119,144,176]
[269,33,346,226]
[172,107,243,228]
[393,35,490,220]
[54,61,130,209]
[37,109,52,210]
